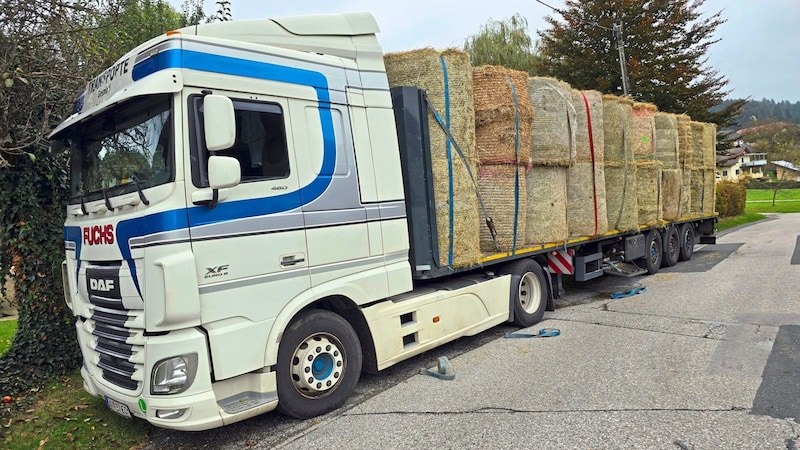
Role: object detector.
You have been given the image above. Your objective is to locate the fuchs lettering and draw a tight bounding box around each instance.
[83,224,115,245]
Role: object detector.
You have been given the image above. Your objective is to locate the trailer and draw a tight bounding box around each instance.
[51,12,716,430]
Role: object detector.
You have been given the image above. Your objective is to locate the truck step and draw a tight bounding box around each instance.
[603,261,647,278]
[218,391,278,415]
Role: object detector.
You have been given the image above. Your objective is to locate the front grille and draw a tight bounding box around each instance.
[85,265,144,392]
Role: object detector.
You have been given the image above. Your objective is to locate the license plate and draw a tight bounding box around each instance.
[105,396,132,419]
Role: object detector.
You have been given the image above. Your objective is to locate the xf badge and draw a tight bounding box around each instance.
[204,265,229,279]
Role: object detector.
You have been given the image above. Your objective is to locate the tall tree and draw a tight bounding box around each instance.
[536,0,744,144]
[0,0,196,413]
[463,13,540,75]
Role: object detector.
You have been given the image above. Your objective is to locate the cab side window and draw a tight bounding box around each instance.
[191,97,290,187]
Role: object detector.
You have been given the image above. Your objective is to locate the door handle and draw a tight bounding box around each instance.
[280,255,306,267]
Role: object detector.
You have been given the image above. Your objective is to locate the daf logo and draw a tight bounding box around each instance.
[89,278,115,292]
[205,265,229,279]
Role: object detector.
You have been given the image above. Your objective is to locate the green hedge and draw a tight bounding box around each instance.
[716,180,747,216]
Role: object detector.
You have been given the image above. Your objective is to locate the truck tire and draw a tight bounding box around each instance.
[501,258,549,327]
[638,230,663,274]
[661,226,680,267]
[276,309,362,419]
[678,223,695,261]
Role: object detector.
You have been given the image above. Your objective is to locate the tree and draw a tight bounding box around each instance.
[463,13,540,75]
[536,0,745,147]
[0,0,200,414]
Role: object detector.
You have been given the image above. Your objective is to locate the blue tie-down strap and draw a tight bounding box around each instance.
[419,356,455,380]
[610,286,648,299]
[505,328,561,339]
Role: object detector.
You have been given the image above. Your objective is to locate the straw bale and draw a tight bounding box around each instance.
[430,155,482,267]
[703,169,716,214]
[680,166,692,218]
[690,169,715,215]
[528,77,576,166]
[661,168,682,221]
[635,161,663,226]
[567,162,609,237]
[384,48,481,267]
[689,122,706,169]
[604,162,639,231]
[632,103,656,160]
[654,112,679,169]
[676,114,693,163]
[473,66,532,164]
[525,166,568,244]
[701,122,717,170]
[478,163,527,253]
[602,95,634,163]
[572,90,605,164]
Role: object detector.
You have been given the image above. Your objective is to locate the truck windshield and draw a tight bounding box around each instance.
[59,94,174,204]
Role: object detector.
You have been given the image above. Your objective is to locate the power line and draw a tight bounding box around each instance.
[533,0,614,31]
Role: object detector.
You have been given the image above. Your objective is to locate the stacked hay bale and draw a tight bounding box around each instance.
[632,102,663,227]
[654,112,682,220]
[384,48,481,267]
[676,114,693,216]
[567,89,608,238]
[689,121,717,215]
[525,77,572,244]
[602,95,639,231]
[473,66,533,253]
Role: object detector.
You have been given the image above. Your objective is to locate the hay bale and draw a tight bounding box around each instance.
[473,66,533,164]
[703,169,716,214]
[701,123,717,170]
[528,77,576,166]
[654,112,679,169]
[572,90,604,164]
[689,122,706,169]
[478,163,527,253]
[676,114,693,164]
[603,95,634,163]
[680,166,692,218]
[567,162,609,237]
[661,168,682,221]
[636,160,663,226]
[690,169,713,215]
[604,161,639,231]
[525,166,568,244]
[632,103,657,160]
[384,48,481,267]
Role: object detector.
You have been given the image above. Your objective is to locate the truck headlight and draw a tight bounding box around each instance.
[151,354,198,395]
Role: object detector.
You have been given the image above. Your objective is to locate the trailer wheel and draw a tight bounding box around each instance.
[501,259,549,327]
[276,310,362,419]
[638,230,663,274]
[661,226,680,267]
[678,223,695,261]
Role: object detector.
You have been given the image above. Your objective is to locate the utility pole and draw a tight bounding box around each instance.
[613,21,631,97]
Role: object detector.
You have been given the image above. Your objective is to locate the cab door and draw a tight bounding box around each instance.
[185,91,310,380]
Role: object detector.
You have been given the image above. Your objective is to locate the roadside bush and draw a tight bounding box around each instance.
[715,180,746,216]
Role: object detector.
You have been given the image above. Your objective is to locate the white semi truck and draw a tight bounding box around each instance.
[51,13,716,430]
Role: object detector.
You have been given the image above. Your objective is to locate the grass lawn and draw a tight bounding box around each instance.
[0,319,16,355]
[746,188,800,213]
[2,372,155,449]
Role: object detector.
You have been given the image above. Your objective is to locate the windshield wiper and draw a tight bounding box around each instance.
[101,187,115,212]
[129,175,150,206]
[79,192,88,215]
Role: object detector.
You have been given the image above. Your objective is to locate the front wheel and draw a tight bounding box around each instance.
[276,310,362,419]
[501,258,549,327]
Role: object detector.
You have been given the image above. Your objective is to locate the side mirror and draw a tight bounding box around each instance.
[203,95,235,151]
[208,155,241,189]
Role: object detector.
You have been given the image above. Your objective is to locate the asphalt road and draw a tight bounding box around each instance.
[146,213,800,449]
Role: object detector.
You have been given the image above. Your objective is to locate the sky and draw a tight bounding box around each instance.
[171,0,800,102]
